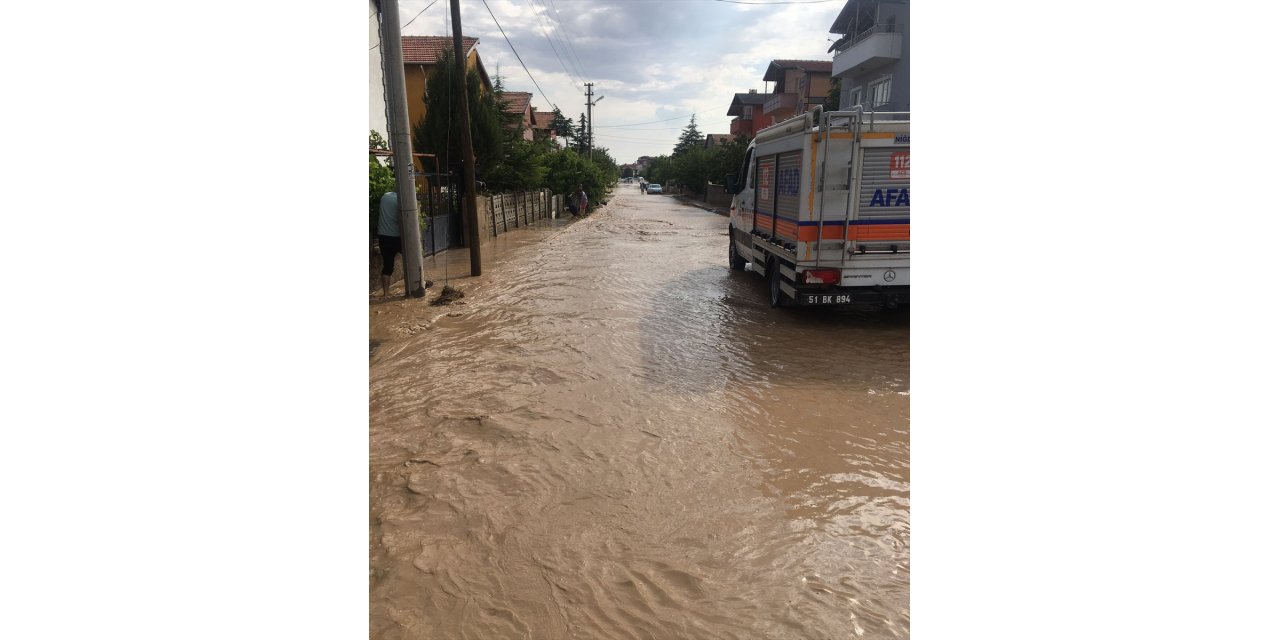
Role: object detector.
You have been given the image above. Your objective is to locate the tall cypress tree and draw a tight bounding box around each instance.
[673,115,703,156]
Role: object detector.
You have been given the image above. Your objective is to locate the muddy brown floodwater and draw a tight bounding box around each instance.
[370,187,909,639]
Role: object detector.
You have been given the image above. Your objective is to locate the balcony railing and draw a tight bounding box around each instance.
[833,22,898,54]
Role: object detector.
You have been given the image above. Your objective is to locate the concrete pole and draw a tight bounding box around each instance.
[585,82,593,161]
[379,0,427,297]
[451,0,482,276]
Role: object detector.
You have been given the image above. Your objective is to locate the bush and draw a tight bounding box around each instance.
[369,131,396,237]
[543,149,608,204]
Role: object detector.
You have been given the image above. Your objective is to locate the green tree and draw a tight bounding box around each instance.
[413,48,503,184]
[550,107,573,138]
[673,115,703,156]
[487,138,549,193]
[710,135,750,186]
[369,130,396,237]
[825,77,842,111]
[644,155,673,186]
[491,74,527,143]
[570,113,589,154]
[543,148,608,204]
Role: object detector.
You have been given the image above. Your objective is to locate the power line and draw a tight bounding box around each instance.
[402,0,440,30]
[595,110,719,128]
[712,0,839,4]
[532,0,588,86]
[544,0,591,82]
[525,0,584,91]
[594,133,677,144]
[478,0,556,111]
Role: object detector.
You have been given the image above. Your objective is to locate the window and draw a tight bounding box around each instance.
[870,77,891,107]
[743,105,753,118]
[848,86,863,110]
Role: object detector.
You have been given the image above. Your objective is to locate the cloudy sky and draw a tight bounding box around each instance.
[377,0,846,165]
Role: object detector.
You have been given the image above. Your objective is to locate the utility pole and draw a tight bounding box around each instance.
[451,0,482,276]
[379,0,427,297]
[585,83,603,161]
[584,83,593,160]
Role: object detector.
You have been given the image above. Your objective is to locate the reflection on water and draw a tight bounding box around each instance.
[370,189,909,639]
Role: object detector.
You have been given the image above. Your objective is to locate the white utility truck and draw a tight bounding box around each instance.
[726,106,909,307]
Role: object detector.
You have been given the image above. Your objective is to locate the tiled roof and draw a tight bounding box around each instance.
[401,36,478,64]
[533,112,557,130]
[502,91,532,116]
[726,92,769,116]
[762,59,833,82]
[704,134,731,147]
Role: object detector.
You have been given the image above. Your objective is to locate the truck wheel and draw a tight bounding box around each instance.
[768,260,790,308]
[729,233,746,271]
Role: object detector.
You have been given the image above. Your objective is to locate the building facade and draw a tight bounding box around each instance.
[727,91,771,137]
[829,0,909,113]
[762,60,832,124]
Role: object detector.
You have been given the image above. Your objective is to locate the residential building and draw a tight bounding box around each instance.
[501,91,536,141]
[726,90,770,138]
[532,111,559,145]
[704,134,732,149]
[401,35,494,169]
[828,0,909,113]
[761,60,832,124]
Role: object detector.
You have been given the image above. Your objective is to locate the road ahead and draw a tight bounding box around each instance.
[370,186,910,639]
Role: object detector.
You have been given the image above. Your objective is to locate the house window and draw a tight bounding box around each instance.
[848,86,863,110]
[870,77,891,107]
[743,105,753,118]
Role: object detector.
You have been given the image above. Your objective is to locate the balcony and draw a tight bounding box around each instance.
[764,93,798,120]
[832,24,902,78]
[729,117,754,137]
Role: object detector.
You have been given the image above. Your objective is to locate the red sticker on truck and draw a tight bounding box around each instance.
[890,151,909,180]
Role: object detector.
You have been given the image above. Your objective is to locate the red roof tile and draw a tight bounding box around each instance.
[501,91,532,116]
[762,59,833,82]
[533,112,557,130]
[401,36,478,64]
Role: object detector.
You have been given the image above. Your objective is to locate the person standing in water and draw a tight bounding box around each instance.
[376,191,401,297]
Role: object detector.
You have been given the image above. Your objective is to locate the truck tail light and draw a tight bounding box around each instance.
[802,268,840,285]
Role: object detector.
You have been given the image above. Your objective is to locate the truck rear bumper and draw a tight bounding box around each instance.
[793,285,909,307]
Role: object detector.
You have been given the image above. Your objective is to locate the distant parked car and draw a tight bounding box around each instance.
[646,183,663,194]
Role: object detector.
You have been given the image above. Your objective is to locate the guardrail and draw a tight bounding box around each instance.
[833,22,898,54]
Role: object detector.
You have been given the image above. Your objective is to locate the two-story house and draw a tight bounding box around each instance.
[532,111,559,145]
[761,60,833,125]
[828,0,909,112]
[501,91,536,141]
[401,35,494,170]
[726,90,771,138]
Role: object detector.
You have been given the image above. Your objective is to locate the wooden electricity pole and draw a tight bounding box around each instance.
[451,0,482,276]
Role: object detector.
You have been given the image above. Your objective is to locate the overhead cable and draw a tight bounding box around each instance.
[479,0,557,111]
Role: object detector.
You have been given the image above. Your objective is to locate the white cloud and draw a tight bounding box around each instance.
[393,0,847,163]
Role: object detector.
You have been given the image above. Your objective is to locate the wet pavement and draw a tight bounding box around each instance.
[369,187,910,639]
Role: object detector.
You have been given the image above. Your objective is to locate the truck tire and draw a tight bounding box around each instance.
[729,233,746,271]
[768,259,790,308]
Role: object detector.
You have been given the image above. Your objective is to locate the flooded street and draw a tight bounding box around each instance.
[369,188,910,639]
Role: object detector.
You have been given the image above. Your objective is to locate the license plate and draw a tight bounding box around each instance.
[803,293,853,305]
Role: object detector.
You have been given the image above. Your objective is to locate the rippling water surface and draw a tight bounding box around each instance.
[370,188,909,639]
